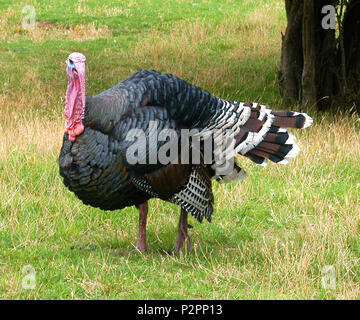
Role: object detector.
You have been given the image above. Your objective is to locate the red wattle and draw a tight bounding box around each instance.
[64,54,86,142]
[65,122,85,142]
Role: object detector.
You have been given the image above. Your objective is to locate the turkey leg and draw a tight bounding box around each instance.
[174,208,192,254]
[136,201,148,251]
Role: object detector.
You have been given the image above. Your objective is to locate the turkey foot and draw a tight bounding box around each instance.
[136,201,148,252]
[174,208,192,254]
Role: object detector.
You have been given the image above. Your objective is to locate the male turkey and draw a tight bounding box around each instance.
[59,52,312,253]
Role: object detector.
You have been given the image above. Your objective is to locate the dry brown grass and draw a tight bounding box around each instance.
[0,3,112,42]
[1,21,112,42]
[129,17,284,94]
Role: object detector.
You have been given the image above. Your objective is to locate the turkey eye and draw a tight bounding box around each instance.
[68,59,74,64]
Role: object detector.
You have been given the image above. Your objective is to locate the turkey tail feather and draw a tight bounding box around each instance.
[203,100,312,182]
[234,105,312,167]
[271,111,313,129]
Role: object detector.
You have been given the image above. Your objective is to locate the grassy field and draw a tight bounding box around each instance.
[0,0,359,299]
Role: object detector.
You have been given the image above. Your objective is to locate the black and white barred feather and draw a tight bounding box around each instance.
[199,100,313,182]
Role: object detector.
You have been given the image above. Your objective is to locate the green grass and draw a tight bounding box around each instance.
[0,0,360,299]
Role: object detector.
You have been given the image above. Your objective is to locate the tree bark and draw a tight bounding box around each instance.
[278,0,303,104]
[301,0,317,107]
[343,0,360,111]
[314,0,337,111]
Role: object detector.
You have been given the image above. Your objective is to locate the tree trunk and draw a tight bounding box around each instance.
[314,0,337,111]
[278,0,303,104]
[343,0,360,111]
[279,0,360,112]
[301,0,317,107]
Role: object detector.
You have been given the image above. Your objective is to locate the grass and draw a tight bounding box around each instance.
[0,0,359,299]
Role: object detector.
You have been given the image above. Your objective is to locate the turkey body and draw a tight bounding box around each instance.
[59,64,312,252]
[59,70,217,220]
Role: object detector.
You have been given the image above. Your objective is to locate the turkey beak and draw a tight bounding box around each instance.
[67,59,78,77]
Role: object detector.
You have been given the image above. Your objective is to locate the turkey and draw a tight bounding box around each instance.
[59,52,313,253]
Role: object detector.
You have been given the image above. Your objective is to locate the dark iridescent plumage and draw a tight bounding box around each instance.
[59,69,312,251]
